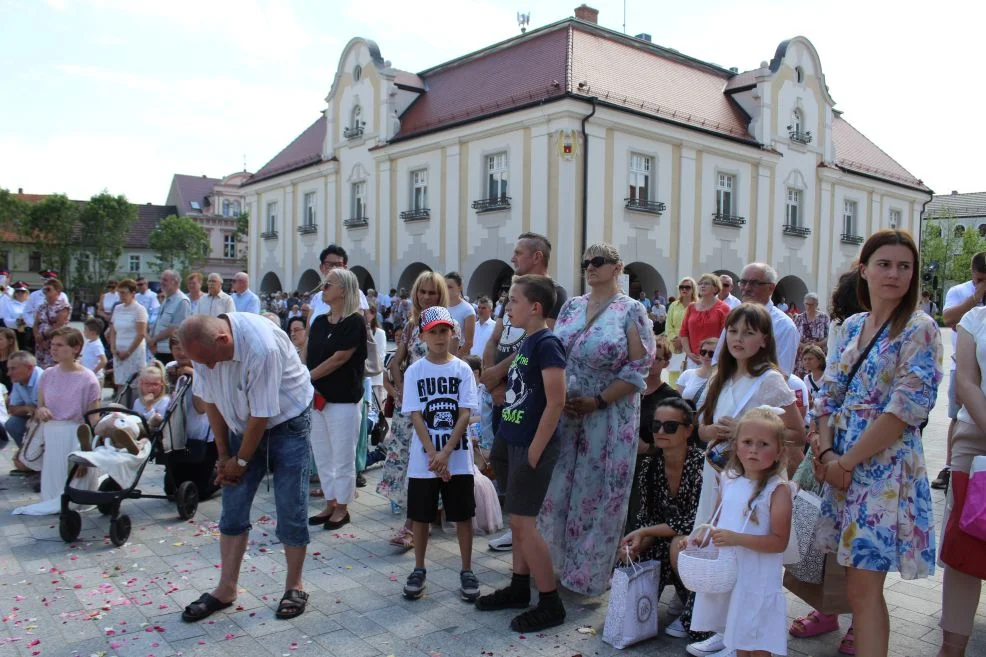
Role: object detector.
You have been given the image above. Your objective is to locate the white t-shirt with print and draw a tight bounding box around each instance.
[81,338,107,378]
[401,356,478,479]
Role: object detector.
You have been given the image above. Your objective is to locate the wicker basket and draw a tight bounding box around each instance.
[678,545,739,593]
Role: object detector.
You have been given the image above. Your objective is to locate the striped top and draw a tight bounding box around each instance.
[192,312,313,434]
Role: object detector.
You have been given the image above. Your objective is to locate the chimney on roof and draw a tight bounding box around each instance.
[17,188,23,194]
[574,4,598,23]
[202,174,207,178]
[952,190,959,195]
[635,33,651,42]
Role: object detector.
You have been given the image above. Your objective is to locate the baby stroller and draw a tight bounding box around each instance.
[58,376,199,547]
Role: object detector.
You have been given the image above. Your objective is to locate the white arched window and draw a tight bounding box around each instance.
[345,105,364,139]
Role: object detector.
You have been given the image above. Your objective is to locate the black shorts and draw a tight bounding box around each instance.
[406,475,475,523]
[491,437,560,517]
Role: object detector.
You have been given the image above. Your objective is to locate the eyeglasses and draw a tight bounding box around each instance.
[699,348,715,357]
[322,260,345,269]
[678,284,692,290]
[323,281,339,289]
[722,282,732,288]
[42,288,53,293]
[652,420,690,434]
[737,279,770,288]
[581,256,615,270]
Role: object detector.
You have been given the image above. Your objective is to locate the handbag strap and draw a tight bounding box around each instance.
[846,318,890,391]
[566,294,619,356]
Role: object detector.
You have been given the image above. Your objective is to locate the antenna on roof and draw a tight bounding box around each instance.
[243,154,247,172]
[517,11,530,33]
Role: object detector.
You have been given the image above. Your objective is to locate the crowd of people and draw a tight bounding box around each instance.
[0,226,980,657]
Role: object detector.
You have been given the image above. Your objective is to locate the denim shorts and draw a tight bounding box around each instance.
[219,408,312,547]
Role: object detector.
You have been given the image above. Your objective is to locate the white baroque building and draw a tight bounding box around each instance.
[243,8,931,306]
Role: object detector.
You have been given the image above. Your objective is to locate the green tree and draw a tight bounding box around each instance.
[77,192,137,288]
[148,215,210,277]
[0,188,25,230]
[921,208,986,303]
[235,210,249,239]
[19,194,78,287]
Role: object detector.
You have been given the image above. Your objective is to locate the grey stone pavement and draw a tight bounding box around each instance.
[0,330,981,657]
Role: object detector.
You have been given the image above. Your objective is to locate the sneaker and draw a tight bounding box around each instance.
[488,529,513,551]
[459,570,480,602]
[686,633,725,656]
[475,585,530,611]
[403,568,426,599]
[665,617,688,638]
[510,596,565,632]
[365,447,386,469]
[931,467,950,490]
[356,473,366,488]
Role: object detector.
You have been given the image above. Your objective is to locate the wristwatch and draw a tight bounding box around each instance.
[595,394,609,411]
[235,456,249,468]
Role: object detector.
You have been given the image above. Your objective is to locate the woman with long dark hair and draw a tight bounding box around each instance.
[810,229,942,656]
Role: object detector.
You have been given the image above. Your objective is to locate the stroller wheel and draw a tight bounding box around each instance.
[109,514,131,547]
[97,478,122,516]
[176,481,199,520]
[59,510,82,543]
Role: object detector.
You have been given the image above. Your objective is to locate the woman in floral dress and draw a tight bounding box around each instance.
[810,229,942,656]
[376,271,460,548]
[33,279,70,369]
[537,243,655,596]
[793,292,830,377]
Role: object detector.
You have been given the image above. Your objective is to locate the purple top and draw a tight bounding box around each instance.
[38,367,101,422]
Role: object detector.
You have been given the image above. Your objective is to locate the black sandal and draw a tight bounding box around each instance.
[275,589,308,619]
[181,593,233,622]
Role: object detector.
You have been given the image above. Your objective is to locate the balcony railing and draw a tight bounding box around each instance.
[345,216,369,228]
[471,196,512,213]
[712,212,746,228]
[788,129,813,145]
[783,223,811,237]
[841,233,864,245]
[624,198,667,215]
[400,208,431,222]
[260,230,278,240]
[296,223,317,235]
[343,125,364,140]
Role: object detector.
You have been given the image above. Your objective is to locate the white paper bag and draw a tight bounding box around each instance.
[602,559,660,649]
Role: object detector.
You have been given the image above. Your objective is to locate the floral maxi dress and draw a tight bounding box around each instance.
[537,294,655,595]
[811,311,942,579]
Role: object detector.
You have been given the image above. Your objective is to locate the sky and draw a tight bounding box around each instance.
[0,0,982,204]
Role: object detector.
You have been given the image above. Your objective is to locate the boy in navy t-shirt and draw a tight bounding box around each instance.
[475,275,567,632]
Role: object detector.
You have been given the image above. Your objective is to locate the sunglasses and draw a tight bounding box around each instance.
[678,285,692,290]
[651,420,690,434]
[581,256,615,270]
[699,348,715,357]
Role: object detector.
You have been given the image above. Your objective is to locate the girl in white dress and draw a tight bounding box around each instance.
[689,407,793,656]
[132,362,170,427]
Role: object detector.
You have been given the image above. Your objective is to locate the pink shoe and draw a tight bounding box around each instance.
[789,610,839,638]
[838,626,856,655]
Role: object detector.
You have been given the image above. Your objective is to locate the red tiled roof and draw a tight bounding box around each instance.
[396,26,569,138]
[569,28,752,141]
[246,118,326,185]
[831,115,929,192]
[171,174,221,215]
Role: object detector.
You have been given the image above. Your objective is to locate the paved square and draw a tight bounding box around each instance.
[0,330,981,657]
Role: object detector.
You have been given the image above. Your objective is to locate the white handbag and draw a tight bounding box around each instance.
[18,419,43,471]
[603,549,661,649]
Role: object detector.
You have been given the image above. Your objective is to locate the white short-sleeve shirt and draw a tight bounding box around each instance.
[957,306,986,424]
[945,280,981,371]
[192,313,314,434]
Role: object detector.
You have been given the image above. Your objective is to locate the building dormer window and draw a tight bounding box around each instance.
[788,108,812,144]
[344,105,364,140]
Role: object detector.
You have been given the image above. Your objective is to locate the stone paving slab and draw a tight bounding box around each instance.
[0,329,981,656]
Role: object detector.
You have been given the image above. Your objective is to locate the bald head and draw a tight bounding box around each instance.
[177,316,233,368]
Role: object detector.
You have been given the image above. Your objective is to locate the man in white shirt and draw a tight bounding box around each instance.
[231,272,261,314]
[178,313,314,623]
[718,274,742,309]
[936,251,986,490]
[148,270,191,364]
[197,273,236,317]
[134,277,161,315]
[470,297,495,357]
[713,263,798,376]
[307,245,369,325]
[186,272,205,314]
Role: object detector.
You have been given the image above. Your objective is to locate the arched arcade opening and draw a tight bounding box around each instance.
[467,259,513,302]
[398,262,431,293]
[350,266,375,292]
[259,272,282,294]
[297,269,321,296]
[624,262,668,300]
[774,275,809,313]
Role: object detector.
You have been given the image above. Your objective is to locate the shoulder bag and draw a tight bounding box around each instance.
[19,419,43,471]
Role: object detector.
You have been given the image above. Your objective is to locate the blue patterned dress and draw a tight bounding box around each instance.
[537,294,655,595]
[810,311,942,579]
